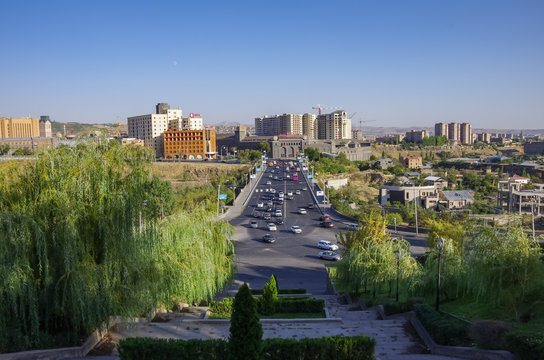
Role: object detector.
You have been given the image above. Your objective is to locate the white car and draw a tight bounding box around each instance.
[275,210,282,217]
[267,223,277,231]
[266,181,272,185]
[318,251,342,261]
[270,189,276,193]
[298,208,307,215]
[290,225,302,234]
[287,191,293,196]
[257,202,264,208]
[317,240,339,251]
[250,220,259,229]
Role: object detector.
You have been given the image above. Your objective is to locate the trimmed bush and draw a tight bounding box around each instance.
[118,338,228,360]
[504,330,544,360]
[470,320,512,350]
[414,304,469,346]
[118,336,376,360]
[212,297,324,316]
[384,297,424,315]
[210,297,235,314]
[250,288,306,295]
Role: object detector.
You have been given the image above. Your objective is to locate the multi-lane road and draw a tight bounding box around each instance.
[229,161,338,294]
[228,160,428,295]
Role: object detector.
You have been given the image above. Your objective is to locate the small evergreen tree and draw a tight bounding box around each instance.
[229,283,263,359]
[261,275,278,315]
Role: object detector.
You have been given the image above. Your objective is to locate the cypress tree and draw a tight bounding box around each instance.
[228,283,263,359]
[261,275,278,315]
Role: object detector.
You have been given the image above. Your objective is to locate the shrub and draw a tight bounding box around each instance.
[414,304,469,346]
[274,298,324,314]
[469,320,512,350]
[118,338,228,360]
[118,336,376,360]
[383,298,424,315]
[261,276,278,315]
[228,284,263,360]
[210,297,235,314]
[250,288,306,295]
[504,330,544,360]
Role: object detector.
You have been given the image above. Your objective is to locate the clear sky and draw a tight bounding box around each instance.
[1,0,543,129]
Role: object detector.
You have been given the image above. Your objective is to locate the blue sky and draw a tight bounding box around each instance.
[1,0,543,129]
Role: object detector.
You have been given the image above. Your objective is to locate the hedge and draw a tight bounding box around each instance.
[119,336,375,360]
[383,297,424,315]
[118,338,228,360]
[210,297,324,315]
[414,304,470,346]
[504,330,544,360]
[251,288,306,295]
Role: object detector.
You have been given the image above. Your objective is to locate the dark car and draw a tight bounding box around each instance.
[286,195,294,200]
[263,234,276,243]
[275,217,284,225]
[307,203,314,209]
[320,221,334,228]
[320,215,331,221]
[253,212,261,218]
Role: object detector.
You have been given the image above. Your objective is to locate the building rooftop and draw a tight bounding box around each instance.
[424,176,443,182]
[441,190,474,202]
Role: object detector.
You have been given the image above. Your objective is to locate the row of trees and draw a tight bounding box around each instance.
[0,139,235,352]
[0,145,33,155]
[332,212,543,321]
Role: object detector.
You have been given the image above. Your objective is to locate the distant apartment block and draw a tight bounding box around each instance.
[404,130,428,143]
[163,128,216,160]
[39,116,52,137]
[524,141,544,155]
[0,117,40,139]
[434,122,473,144]
[256,110,351,140]
[317,110,352,140]
[478,133,492,143]
[402,155,423,169]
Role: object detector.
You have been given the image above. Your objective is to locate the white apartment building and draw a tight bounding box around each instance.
[128,103,184,158]
[317,111,352,140]
[302,113,317,139]
[279,113,302,135]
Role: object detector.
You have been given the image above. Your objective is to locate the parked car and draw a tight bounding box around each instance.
[263,234,276,243]
[290,225,302,234]
[317,240,338,251]
[318,251,342,261]
[319,215,331,221]
[298,208,307,215]
[267,223,277,231]
[320,221,334,228]
[250,220,258,229]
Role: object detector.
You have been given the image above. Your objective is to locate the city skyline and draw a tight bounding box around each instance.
[1,0,543,129]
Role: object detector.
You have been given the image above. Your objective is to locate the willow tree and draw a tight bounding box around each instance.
[0,138,234,352]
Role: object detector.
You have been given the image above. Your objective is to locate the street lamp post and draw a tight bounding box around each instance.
[435,237,446,311]
[395,249,402,302]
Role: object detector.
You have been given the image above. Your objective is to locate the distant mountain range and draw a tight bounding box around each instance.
[359,126,544,136]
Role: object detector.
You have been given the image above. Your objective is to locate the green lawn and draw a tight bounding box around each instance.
[208,312,326,320]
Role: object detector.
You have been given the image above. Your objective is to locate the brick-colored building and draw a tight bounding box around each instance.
[402,155,423,169]
[163,129,216,160]
[0,117,40,138]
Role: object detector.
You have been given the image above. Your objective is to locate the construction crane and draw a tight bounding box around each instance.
[312,104,341,116]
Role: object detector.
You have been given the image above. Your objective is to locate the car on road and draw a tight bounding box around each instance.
[317,240,338,251]
[266,181,272,185]
[319,215,331,221]
[253,212,261,218]
[287,191,293,196]
[263,213,271,221]
[295,189,301,195]
[307,203,314,209]
[278,177,283,181]
[250,220,258,228]
[275,217,284,225]
[267,223,277,231]
[257,202,264,208]
[345,223,359,231]
[278,191,284,197]
[262,234,276,243]
[270,189,276,193]
[320,221,334,228]
[290,225,302,234]
[302,187,308,191]
[286,195,294,200]
[298,208,307,215]
[275,210,282,217]
[318,251,342,261]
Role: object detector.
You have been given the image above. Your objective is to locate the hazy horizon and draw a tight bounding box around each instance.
[1,1,543,129]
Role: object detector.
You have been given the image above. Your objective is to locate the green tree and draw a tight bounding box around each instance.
[260,275,278,315]
[228,283,263,360]
[257,142,270,153]
[465,227,542,320]
[12,148,24,156]
[0,144,9,155]
[426,219,466,255]
[304,147,320,161]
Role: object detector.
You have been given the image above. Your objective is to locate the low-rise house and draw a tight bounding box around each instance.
[402,155,423,169]
[375,158,393,170]
[439,190,475,209]
[379,184,439,209]
[424,176,448,190]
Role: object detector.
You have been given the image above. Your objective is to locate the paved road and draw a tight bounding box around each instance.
[229,162,338,295]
